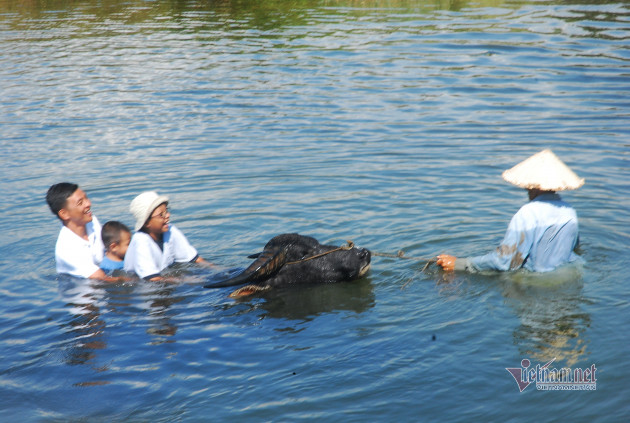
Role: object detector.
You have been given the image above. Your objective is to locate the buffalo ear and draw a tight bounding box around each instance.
[245,246,289,281]
[247,253,261,259]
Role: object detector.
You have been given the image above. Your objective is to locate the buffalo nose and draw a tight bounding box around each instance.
[359,248,371,259]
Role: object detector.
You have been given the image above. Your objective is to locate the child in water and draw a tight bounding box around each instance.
[123,191,209,280]
[100,221,132,273]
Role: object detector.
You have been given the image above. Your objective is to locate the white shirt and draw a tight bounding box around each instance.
[124,225,198,279]
[55,216,105,278]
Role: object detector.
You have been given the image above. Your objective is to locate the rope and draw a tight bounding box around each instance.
[285,240,355,266]
[286,242,436,269]
[372,250,436,269]
[372,251,438,289]
[284,241,438,289]
[372,251,432,261]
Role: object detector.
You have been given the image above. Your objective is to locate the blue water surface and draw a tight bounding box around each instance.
[1,0,629,421]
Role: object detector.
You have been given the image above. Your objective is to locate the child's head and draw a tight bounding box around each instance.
[102,221,131,260]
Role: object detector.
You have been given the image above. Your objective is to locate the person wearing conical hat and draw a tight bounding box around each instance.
[436,149,584,273]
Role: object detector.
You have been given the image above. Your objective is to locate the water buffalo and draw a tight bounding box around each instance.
[204,233,371,298]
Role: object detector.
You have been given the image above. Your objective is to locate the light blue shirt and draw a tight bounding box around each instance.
[100,256,124,272]
[457,193,580,273]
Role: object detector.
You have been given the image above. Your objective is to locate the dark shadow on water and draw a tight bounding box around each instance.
[194,262,375,320]
[226,278,376,322]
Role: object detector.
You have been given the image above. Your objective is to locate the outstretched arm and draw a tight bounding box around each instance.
[436,209,533,273]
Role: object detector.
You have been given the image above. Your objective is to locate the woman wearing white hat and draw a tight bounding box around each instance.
[436,149,584,273]
[124,191,207,280]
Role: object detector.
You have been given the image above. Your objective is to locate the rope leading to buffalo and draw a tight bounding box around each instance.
[287,240,437,272]
[285,240,355,266]
[285,240,437,290]
[372,251,436,272]
[372,250,438,290]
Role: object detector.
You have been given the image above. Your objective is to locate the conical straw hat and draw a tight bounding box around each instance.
[502,149,584,191]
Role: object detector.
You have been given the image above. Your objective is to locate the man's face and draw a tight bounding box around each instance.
[60,188,93,226]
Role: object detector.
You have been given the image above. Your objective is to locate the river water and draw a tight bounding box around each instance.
[1,0,629,421]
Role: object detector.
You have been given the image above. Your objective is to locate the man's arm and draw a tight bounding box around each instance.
[437,209,533,273]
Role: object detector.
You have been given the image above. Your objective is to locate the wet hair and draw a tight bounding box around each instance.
[46,182,78,218]
[102,221,131,249]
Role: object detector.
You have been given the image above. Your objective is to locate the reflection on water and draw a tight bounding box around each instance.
[59,269,375,365]
[500,265,590,367]
[242,278,376,321]
[58,276,185,371]
[1,0,510,24]
[428,263,591,367]
[58,276,110,386]
[143,285,181,342]
[63,301,107,368]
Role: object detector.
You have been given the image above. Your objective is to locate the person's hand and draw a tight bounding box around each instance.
[100,275,133,283]
[436,254,457,271]
[195,256,217,268]
[90,269,132,283]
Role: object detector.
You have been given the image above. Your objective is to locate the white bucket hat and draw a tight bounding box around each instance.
[130,191,169,231]
[502,149,584,191]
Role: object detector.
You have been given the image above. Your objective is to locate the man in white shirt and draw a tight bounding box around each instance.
[46,183,123,281]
